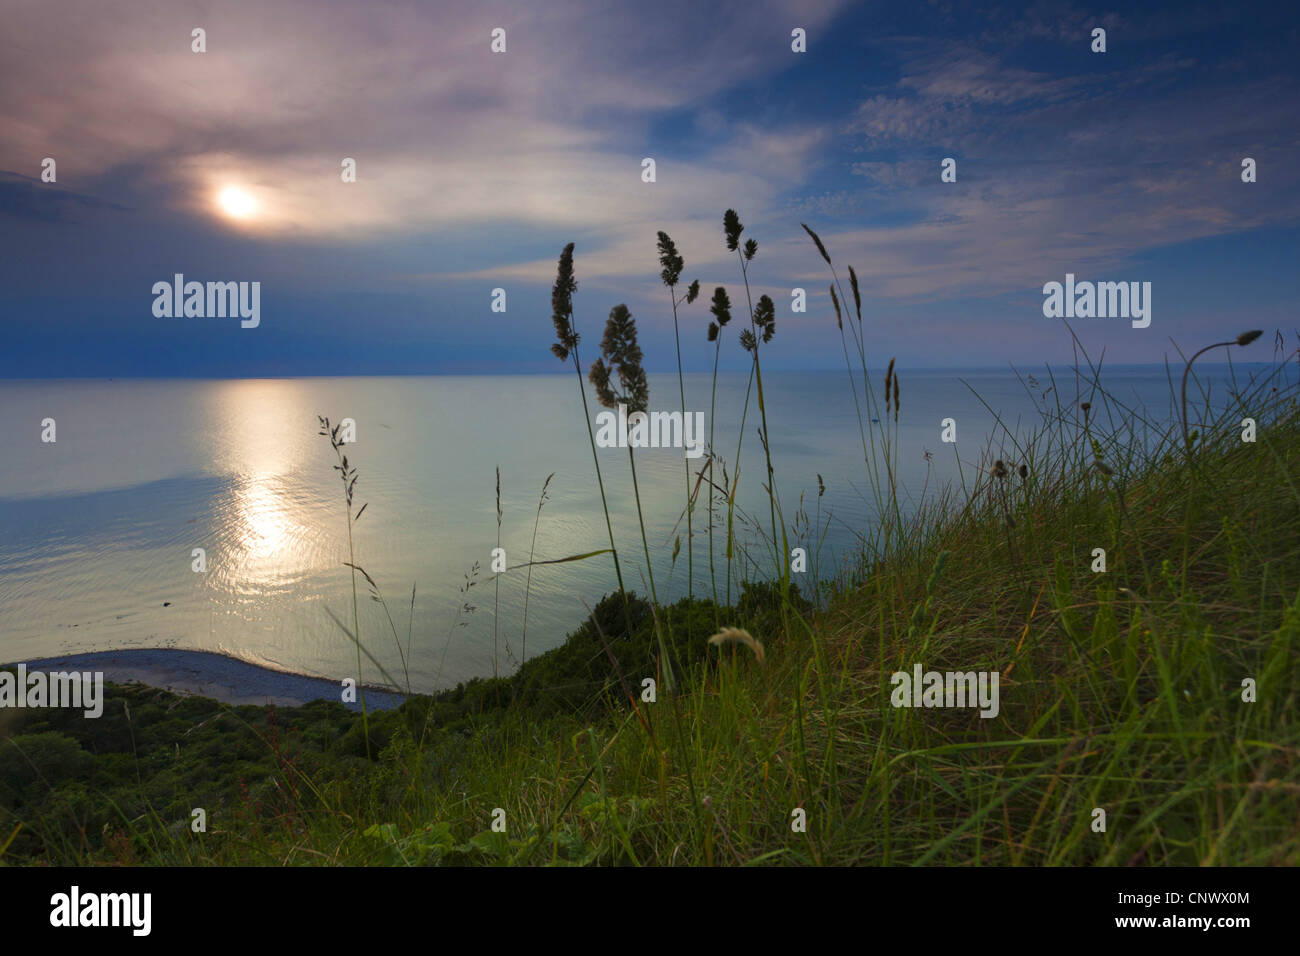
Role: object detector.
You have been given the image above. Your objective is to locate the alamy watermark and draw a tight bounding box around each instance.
[594,404,705,459]
[152,274,260,328]
[0,664,104,718]
[1042,273,1151,328]
[890,663,1000,718]
[50,886,151,936]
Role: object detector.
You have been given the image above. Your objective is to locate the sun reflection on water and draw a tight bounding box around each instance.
[202,379,329,594]
[235,478,293,559]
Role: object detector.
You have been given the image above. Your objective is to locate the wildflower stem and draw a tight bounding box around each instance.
[708,328,723,622]
[571,348,634,632]
[1180,339,1240,453]
[669,285,693,603]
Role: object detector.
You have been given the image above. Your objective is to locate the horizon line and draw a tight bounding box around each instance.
[0,361,1274,383]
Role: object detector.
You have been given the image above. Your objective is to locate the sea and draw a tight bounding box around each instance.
[0,365,1276,694]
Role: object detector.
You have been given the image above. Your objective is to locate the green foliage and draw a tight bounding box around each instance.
[0,732,92,797]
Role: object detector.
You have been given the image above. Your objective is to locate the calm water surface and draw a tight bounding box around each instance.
[0,367,1261,692]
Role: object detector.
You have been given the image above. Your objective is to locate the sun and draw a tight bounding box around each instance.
[217,186,258,219]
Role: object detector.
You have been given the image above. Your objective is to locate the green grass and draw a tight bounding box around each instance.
[4,344,1298,866]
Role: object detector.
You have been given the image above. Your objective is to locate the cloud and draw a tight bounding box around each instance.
[898,47,1084,106]
[0,0,848,234]
[2,0,1295,354]
[828,40,1300,301]
[0,172,126,222]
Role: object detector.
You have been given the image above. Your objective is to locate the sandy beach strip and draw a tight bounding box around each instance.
[10,648,407,711]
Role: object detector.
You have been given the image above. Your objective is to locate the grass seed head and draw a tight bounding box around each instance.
[707,627,765,665]
[591,303,649,413]
[723,209,744,252]
[801,222,831,266]
[710,286,732,328]
[753,295,776,343]
[656,231,684,287]
[550,243,579,361]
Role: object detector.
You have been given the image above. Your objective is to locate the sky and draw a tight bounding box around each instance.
[1,0,1298,377]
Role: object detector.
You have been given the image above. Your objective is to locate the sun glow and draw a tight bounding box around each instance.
[239,480,292,559]
[217,186,258,219]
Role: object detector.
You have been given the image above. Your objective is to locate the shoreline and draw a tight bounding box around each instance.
[8,648,407,711]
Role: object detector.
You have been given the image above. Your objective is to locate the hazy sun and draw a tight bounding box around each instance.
[217,186,258,219]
